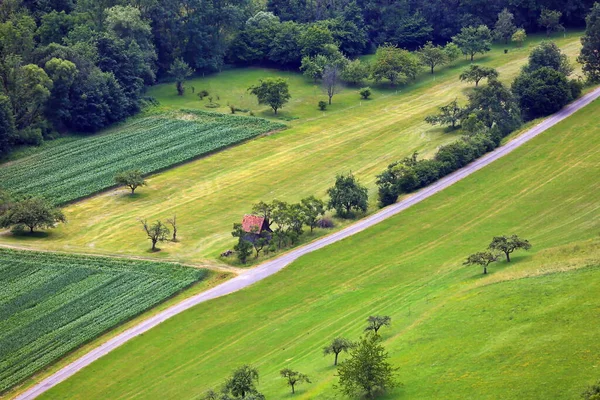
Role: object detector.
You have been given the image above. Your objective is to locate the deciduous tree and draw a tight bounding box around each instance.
[280,368,310,394]
[463,251,498,274]
[578,3,600,83]
[365,315,391,335]
[248,78,291,115]
[322,64,341,105]
[512,28,527,47]
[459,65,499,87]
[323,337,355,366]
[418,41,448,74]
[452,25,492,61]
[425,98,466,129]
[223,365,262,399]
[488,235,531,262]
[525,41,573,76]
[371,44,421,86]
[0,197,66,233]
[327,173,368,217]
[300,196,325,233]
[168,58,193,96]
[140,219,169,251]
[539,8,564,37]
[341,59,369,85]
[336,334,398,399]
[494,8,517,44]
[115,170,146,194]
[512,67,572,120]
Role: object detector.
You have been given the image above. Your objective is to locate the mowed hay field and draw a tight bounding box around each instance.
[0,34,583,266]
[38,94,600,399]
[0,249,207,392]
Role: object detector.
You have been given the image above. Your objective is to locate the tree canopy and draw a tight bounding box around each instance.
[248,78,291,114]
[327,173,369,217]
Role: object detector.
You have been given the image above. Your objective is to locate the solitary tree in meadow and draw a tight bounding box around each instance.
[140,219,170,251]
[324,337,355,366]
[452,25,493,61]
[223,365,262,399]
[115,170,146,194]
[248,78,291,114]
[488,235,531,262]
[322,64,341,105]
[365,315,391,335]
[459,65,499,87]
[512,28,527,47]
[280,368,311,394]
[336,334,398,399]
[0,197,65,233]
[463,251,498,274]
[166,214,178,241]
[168,58,193,96]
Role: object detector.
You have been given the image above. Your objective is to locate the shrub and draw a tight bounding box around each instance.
[317,217,335,229]
[569,79,583,99]
[359,87,372,99]
[318,100,327,111]
[229,105,236,114]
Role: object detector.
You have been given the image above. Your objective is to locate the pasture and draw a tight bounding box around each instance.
[0,249,207,392]
[36,81,600,399]
[0,34,584,265]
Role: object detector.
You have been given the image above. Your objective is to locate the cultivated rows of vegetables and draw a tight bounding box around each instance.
[0,111,285,205]
[0,248,207,392]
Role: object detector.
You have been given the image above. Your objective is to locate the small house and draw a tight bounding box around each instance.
[241,215,272,242]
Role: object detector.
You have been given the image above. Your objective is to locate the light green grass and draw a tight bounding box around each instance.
[37,87,600,399]
[0,34,583,267]
[0,249,207,393]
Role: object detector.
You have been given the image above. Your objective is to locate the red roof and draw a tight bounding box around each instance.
[242,215,265,233]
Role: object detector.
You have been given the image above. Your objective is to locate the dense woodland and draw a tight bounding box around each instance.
[0,0,598,156]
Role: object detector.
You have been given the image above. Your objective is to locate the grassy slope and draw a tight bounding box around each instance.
[40,89,600,399]
[0,34,583,266]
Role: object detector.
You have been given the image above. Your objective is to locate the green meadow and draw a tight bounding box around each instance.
[37,81,600,399]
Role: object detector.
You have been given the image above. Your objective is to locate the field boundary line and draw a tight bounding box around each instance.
[12,86,600,400]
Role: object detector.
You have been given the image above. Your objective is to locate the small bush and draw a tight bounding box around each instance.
[249,110,255,116]
[569,79,583,99]
[359,87,372,99]
[318,101,327,111]
[317,217,335,229]
[205,103,220,108]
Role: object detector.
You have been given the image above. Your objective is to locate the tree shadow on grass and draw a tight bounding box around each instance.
[10,230,51,239]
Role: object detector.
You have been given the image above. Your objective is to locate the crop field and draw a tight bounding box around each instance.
[0,111,284,205]
[37,96,600,399]
[0,33,582,266]
[0,249,206,392]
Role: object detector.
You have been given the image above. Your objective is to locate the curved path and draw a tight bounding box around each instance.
[14,87,600,400]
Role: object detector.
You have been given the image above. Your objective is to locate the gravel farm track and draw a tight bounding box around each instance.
[13,86,600,400]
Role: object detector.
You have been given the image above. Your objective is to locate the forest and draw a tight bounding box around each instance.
[0,0,597,156]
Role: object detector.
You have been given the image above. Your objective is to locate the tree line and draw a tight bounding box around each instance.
[2,0,599,156]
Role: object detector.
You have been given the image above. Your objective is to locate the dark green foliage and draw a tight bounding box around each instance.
[452,25,492,61]
[359,87,372,99]
[115,170,146,194]
[465,80,522,136]
[0,197,66,234]
[365,315,391,335]
[463,251,499,274]
[168,58,193,96]
[581,380,600,400]
[248,78,291,115]
[578,3,600,83]
[280,368,310,394]
[459,65,499,87]
[323,337,355,366]
[223,365,262,399]
[0,94,15,155]
[524,41,573,76]
[425,99,466,129]
[327,173,368,217]
[539,8,564,37]
[512,67,572,120]
[300,196,325,233]
[494,8,517,44]
[336,334,398,399]
[488,235,532,262]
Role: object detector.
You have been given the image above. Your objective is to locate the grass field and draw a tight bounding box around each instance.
[0,249,207,393]
[0,111,283,205]
[0,34,584,266]
[37,84,600,399]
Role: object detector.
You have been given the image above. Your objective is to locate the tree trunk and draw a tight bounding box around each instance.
[483,266,487,274]
[131,187,135,194]
[176,81,184,96]
[273,107,278,115]
[506,252,510,262]
[151,239,157,251]
[291,383,295,394]
[431,65,434,74]
[29,225,34,233]
[334,352,339,366]
[328,95,332,105]
[471,53,474,62]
